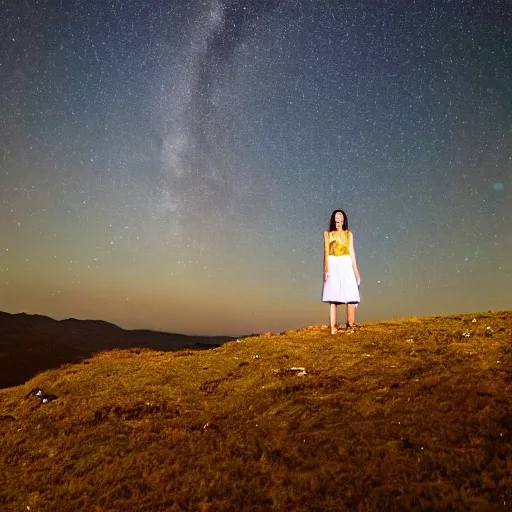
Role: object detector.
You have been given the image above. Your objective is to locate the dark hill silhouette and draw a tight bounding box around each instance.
[0,311,236,389]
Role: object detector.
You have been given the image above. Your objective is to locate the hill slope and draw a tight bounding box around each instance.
[0,311,235,389]
[1,311,512,511]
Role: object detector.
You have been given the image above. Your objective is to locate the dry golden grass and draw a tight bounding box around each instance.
[1,311,511,511]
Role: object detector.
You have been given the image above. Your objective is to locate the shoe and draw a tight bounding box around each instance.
[330,327,338,335]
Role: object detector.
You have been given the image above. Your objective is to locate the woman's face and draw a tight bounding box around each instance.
[335,211,344,228]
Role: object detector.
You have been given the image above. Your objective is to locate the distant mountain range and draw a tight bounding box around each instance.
[0,311,236,389]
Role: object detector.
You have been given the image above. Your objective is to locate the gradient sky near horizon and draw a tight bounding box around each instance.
[1,0,511,336]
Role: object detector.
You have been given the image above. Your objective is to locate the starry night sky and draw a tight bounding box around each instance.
[1,0,511,335]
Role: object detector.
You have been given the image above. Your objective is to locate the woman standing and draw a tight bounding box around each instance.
[322,210,361,334]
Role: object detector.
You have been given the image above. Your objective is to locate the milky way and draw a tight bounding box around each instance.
[1,0,510,335]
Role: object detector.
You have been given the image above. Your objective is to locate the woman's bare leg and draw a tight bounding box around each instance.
[330,303,337,334]
[347,304,356,327]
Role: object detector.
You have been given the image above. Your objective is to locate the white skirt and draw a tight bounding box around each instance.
[322,255,360,304]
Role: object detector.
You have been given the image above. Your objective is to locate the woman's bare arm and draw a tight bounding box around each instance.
[349,231,360,285]
[323,231,329,282]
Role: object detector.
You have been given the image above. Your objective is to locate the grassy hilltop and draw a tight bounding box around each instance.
[1,311,512,511]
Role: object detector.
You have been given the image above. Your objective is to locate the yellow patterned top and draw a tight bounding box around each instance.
[328,231,350,256]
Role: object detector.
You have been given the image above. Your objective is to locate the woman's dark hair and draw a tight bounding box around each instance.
[329,209,349,231]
